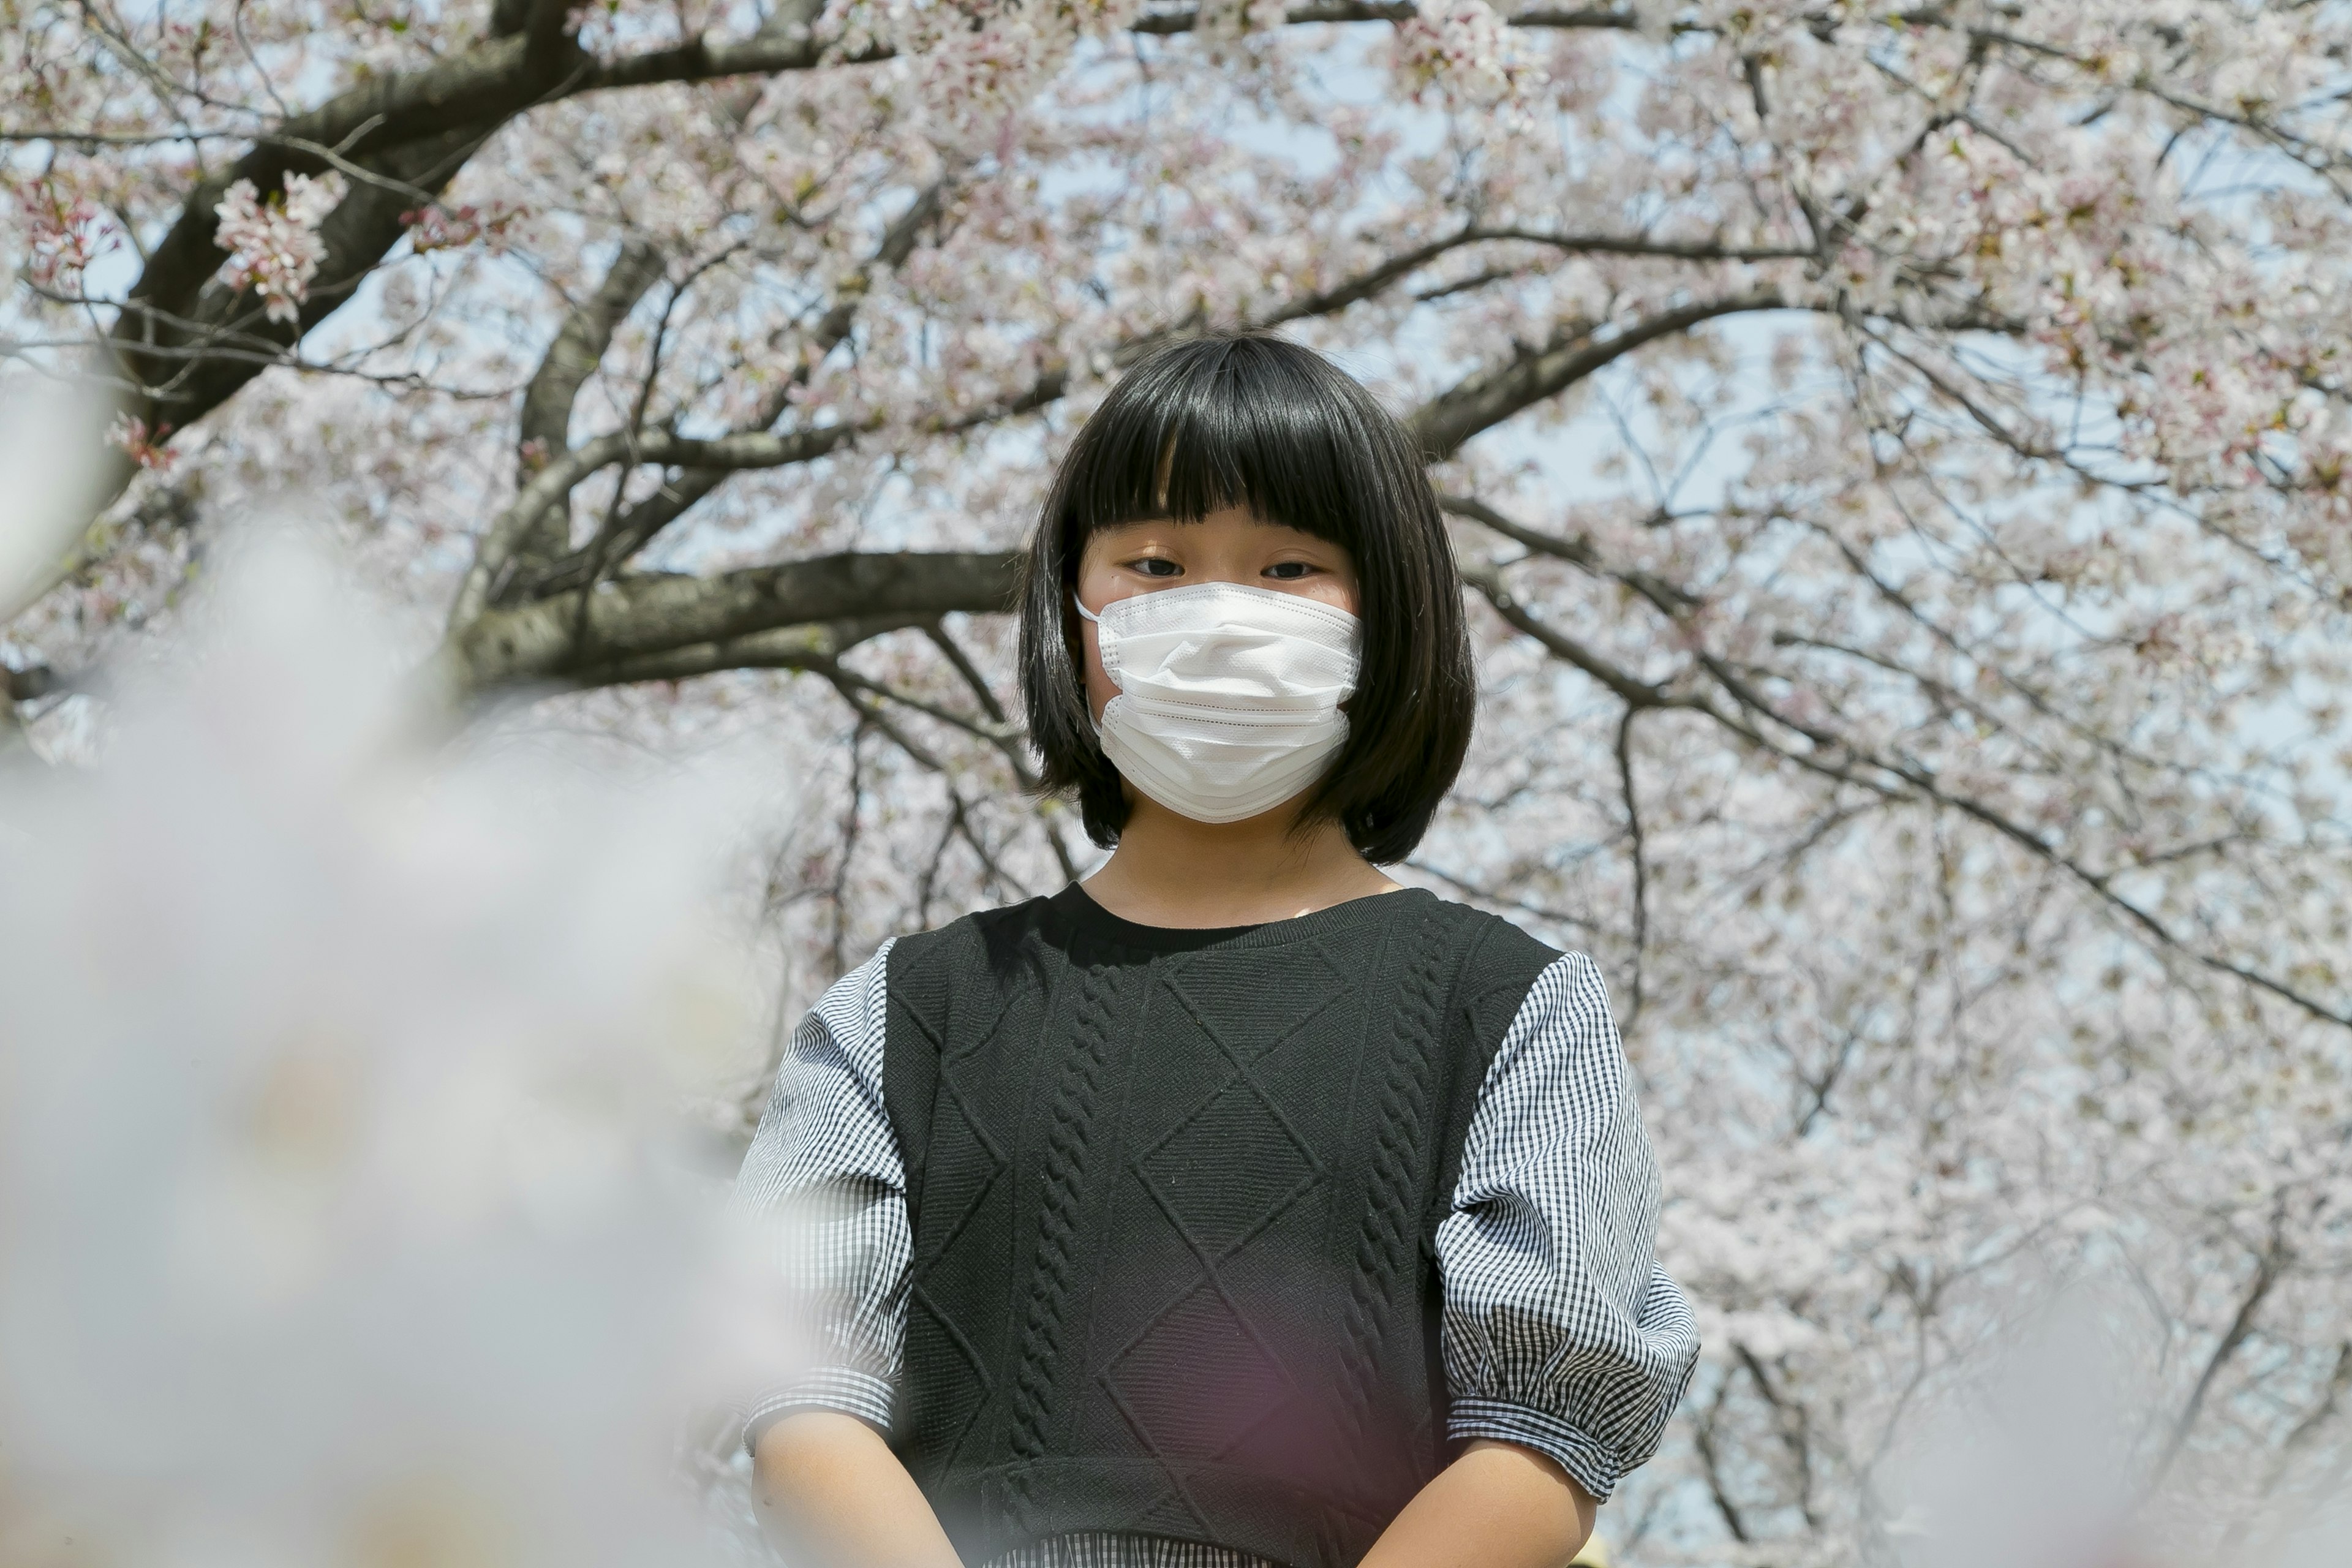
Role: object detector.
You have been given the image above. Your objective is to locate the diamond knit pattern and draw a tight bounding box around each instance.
[883,889,1556,1568]
[891,935,1042,1477]
[1095,938,1352,1536]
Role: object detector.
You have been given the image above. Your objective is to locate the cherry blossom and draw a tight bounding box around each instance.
[214,172,349,325]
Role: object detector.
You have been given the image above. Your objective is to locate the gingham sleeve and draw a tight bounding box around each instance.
[731,939,909,1455]
[1438,952,1700,1502]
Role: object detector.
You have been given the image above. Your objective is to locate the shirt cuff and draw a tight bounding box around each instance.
[742,1366,897,1458]
[1448,1396,1625,1503]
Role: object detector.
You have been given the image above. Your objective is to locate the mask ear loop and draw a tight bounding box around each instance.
[1068,592,1106,737]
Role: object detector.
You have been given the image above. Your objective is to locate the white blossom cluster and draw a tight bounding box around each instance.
[213,172,349,325]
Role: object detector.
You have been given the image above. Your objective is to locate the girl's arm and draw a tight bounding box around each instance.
[752,1411,965,1568]
[734,947,941,1564]
[1357,1438,1596,1568]
[1414,952,1700,1566]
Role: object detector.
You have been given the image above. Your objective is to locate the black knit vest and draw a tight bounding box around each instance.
[883,884,1556,1568]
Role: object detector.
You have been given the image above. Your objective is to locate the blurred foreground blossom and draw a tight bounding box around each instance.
[0,522,806,1566]
[1880,1269,2352,1568]
[0,378,113,622]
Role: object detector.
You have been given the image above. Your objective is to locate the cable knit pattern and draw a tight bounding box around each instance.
[1321,906,1449,1553]
[1005,954,1122,1523]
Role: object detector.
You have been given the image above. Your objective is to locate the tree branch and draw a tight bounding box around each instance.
[1408,290,1792,458]
[510,236,669,569]
[2264,1340,2352,1494]
[517,239,668,473]
[451,424,862,628]
[1615,706,1649,1027]
[1733,1341,1822,1532]
[1439,492,1699,608]
[506,612,932,689]
[1128,3,1641,33]
[821,676,1033,902]
[474,181,951,611]
[443,549,1022,691]
[1466,225,1816,263]
[1692,1378,1756,1545]
[1460,563,1698,712]
[2152,1226,2288,1488]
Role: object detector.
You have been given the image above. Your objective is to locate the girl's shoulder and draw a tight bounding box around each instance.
[876,889,1066,990]
[1415,888,1560,956]
[1413,891,1570,1019]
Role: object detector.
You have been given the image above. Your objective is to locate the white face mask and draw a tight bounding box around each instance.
[1074,581,1362,824]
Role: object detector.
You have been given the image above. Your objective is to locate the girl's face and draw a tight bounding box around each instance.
[1073,506,1360,724]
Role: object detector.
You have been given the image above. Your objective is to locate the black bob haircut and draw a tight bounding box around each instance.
[1017,332,1476,865]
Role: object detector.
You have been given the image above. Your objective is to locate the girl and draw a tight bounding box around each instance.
[737,335,1698,1568]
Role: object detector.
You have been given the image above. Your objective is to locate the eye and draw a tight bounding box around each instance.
[1264,560,1316,581]
[1131,557,1182,578]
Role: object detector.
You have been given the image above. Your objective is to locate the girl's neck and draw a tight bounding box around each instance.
[1079,796,1401,929]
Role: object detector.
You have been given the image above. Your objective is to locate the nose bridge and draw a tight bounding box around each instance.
[1167,508,1275,587]
[1186,538,1264,588]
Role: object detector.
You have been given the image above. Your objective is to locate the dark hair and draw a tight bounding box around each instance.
[1017,332,1474,864]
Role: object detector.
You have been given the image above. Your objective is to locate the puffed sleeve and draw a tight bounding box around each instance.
[1436,952,1700,1502]
[730,940,910,1454]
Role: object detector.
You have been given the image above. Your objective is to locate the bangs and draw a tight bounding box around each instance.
[1053,336,1379,558]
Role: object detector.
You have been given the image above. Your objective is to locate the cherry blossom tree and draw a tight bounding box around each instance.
[6,2,2352,1563]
